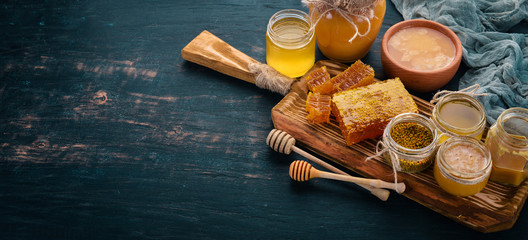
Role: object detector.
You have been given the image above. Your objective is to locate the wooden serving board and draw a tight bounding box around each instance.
[271,60,528,233]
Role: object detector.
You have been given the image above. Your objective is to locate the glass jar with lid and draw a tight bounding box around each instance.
[434,136,492,196]
[431,92,487,143]
[485,107,528,186]
[266,9,315,78]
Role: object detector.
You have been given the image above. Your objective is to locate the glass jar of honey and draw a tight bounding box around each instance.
[485,107,528,186]
[434,136,492,197]
[431,93,486,143]
[266,9,315,78]
[382,113,438,173]
[307,0,386,62]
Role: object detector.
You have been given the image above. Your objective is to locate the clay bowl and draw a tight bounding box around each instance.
[381,19,463,92]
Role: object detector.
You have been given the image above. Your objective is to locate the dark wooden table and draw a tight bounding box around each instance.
[1,0,527,239]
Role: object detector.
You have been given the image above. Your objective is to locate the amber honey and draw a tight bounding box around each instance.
[306,92,332,124]
[330,60,374,94]
[485,107,528,186]
[305,66,333,94]
[309,0,386,62]
[266,9,315,78]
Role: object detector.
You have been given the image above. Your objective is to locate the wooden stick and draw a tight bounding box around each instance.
[267,129,390,201]
[181,30,258,84]
[290,160,406,193]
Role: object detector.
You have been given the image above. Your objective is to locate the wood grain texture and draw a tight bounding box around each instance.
[182,30,258,84]
[271,61,528,233]
[1,0,527,239]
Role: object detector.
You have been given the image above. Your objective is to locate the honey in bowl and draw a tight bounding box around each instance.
[380,19,463,92]
[387,27,456,71]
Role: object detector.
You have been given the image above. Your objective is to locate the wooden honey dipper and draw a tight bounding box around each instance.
[290,160,406,193]
[267,129,391,201]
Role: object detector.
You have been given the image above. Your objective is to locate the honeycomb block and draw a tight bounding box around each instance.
[331,60,375,94]
[331,78,418,145]
[306,92,332,124]
[305,66,333,95]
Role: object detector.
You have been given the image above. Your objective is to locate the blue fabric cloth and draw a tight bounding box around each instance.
[391,0,528,124]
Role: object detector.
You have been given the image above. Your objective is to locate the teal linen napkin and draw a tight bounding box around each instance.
[391,0,528,124]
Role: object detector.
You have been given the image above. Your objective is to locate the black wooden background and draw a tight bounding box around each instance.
[1,0,527,239]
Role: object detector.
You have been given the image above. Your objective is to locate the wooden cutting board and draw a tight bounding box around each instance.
[271,60,528,233]
[182,30,528,233]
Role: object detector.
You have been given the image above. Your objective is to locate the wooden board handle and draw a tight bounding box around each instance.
[181,30,258,84]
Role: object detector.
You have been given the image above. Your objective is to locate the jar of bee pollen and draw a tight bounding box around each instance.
[382,113,438,173]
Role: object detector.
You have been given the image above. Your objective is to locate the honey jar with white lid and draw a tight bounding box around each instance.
[434,136,492,197]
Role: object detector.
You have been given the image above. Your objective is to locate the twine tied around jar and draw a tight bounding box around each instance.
[365,141,404,194]
[302,0,378,43]
[430,84,488,104]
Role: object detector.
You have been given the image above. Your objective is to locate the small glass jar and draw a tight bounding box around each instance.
[308,0,386,62]
[485,107,528,186]
[266,9,315,78]
[431,93,486,143]
[434,136,492,197]
[382,113,438,173]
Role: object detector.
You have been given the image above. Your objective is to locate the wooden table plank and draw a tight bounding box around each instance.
[1,0,527,239]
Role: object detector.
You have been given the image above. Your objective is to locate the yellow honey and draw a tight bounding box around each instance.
[432,93,486,143]
[266,9,315,78]
[434,137,491,197]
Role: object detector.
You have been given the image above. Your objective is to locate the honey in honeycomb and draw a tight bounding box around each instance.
[306,92,332,124]
[330,60,375,94]
[305,66,333,94]
[331,78,418,145]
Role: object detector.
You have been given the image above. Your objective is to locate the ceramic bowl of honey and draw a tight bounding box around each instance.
[380,19,462,92]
